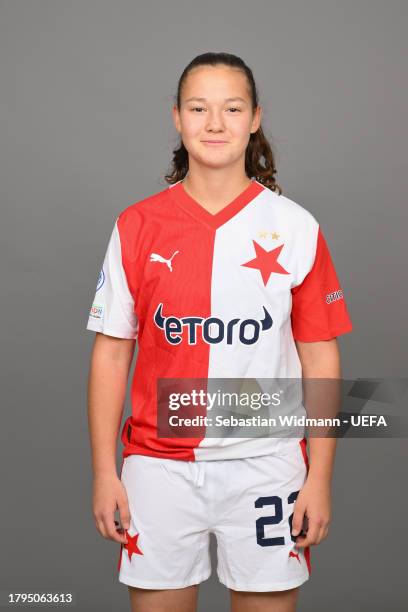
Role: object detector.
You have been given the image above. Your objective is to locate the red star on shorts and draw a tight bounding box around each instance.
[241,241,290,286]
[123,530,143,561]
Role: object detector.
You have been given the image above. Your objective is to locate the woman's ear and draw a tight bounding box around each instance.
[172,104,181,134]
[251,105,262,134]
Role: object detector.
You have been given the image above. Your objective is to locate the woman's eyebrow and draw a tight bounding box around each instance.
[184,96,247,103]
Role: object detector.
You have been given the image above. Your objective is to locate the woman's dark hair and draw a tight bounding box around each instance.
[165,52,282,195]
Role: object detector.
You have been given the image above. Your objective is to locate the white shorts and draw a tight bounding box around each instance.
[117,439,311,592]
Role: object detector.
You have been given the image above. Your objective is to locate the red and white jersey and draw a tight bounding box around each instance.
[86,179,352,461]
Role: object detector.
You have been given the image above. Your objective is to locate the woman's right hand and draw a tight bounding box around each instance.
[92,473,130,544]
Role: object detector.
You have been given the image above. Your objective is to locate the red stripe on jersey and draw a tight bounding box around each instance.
[118,191,215,460]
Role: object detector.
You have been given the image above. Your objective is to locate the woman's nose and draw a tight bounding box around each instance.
[206,112,224,131]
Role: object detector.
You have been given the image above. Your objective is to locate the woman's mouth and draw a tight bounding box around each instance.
[201,140,228,145]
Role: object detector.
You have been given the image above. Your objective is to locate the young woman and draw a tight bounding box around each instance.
[86,52,352,612]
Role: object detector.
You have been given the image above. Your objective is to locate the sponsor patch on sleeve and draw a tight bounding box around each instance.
[325,289,344,304]
[89,302,104,320]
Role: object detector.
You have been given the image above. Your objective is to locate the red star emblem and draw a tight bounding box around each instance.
[123,530,143,561]
[289,550,301,563]
[241,241,290,286]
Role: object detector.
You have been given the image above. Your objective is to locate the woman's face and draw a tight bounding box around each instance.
[173,64,261,172]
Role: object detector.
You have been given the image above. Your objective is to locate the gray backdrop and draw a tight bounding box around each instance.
[1,0,407,610]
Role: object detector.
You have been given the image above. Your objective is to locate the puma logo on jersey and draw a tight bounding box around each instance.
[150,250,179,271]
[154,302,273,346]
[289,550,301,563]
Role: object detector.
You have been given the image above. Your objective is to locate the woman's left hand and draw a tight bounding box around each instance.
[291,477,332,548]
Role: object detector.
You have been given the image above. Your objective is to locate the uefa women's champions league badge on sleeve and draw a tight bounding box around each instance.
[88,269,105,320]
[96,268,105,291]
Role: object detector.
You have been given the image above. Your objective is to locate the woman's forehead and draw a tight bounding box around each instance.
[182,66,250,99]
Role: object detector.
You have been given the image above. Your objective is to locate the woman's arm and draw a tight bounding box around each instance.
[88,332,135,476]
[297,338,341,483]
[291,338,341,548]
[87,332,136,542]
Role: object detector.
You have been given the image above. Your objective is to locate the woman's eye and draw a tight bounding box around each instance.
[190,107,241,113]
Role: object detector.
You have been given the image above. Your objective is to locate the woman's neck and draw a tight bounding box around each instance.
[181,170,253,213]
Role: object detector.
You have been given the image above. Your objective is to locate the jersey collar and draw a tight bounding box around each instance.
[168,178,265,230]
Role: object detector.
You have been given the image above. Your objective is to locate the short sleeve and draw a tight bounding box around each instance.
[291,226,353,341]
[85,217,139,339]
